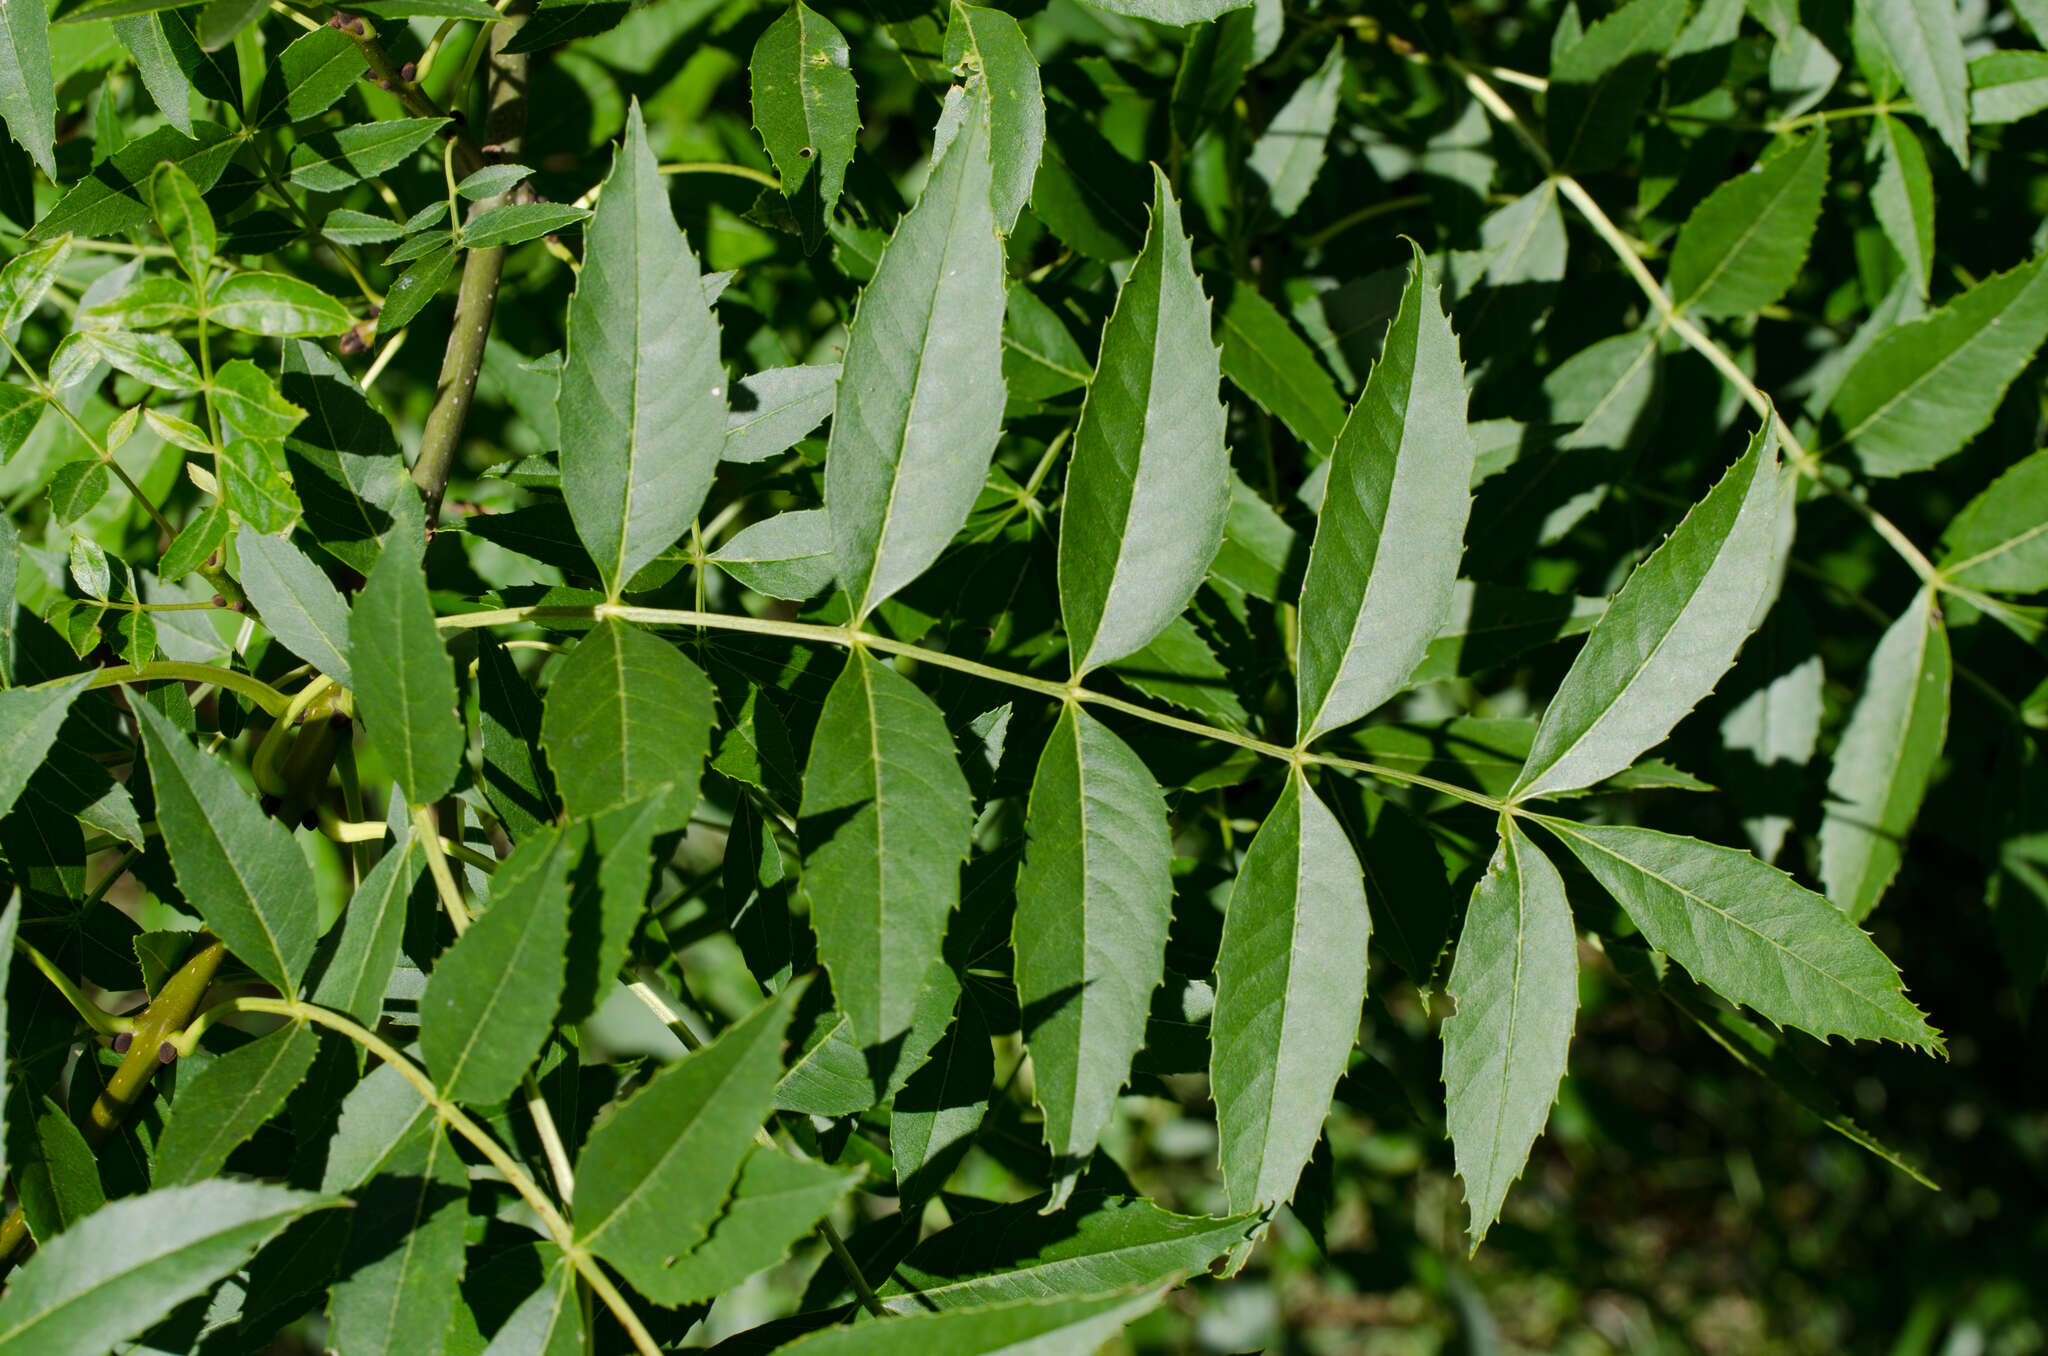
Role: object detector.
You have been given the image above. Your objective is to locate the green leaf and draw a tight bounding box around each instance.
[827,82,1006,620]
[12,1096,101,1244]
[289,118,447,192]
[0,0,54,177]
[207,272,354,337]
[1215,279,1346,457]
[1546,818,1942,1050]
[0,1181,337,1356]
[1247,43,1342,219]
[0,897,14,1186]
[459,202,591,249]
[711,508,837,600]
[1546,0,1687,174]
[1335,786,1456,990]
[539,618,715,821]
[134,698,318,992]
[0,674,91,821]
[783,1286,1170,1354]
[893,993,992,1203]
[222,437,304,535]
[1871,116,1934,298]
[1212,769,1369,1212]
[349,514,462,807]
[879,1192,1259,1312]
[1510,432,1781,802]
[78,329,203,391]
[0,235,68,329]
[456,163,531,199]
[150,161,213,281]
[943,2,1043,233]
[1939,448,2048,592]
[255,26,364,127]
[800,650,973,1048]
[27,122,238,240]
[212,359,306,442]
[1819,588,1950,923]
[750,1,857,250]
[724,363,838,463]
[1069,0,1249,21]
[477,637,552,839]
[422,825,573,1104]
[311,832,422,1026]
[234,525,353,686]
[572,984,801,1304]
[152,1022,321,1185]
[321,1063,468,1356]
[0,385,37,465]
[1667,127,1829,317]
[1829,254,2048,477]
[1059,168,1228,675]
[479,1256,582,1356]
[197,0,266,47]
[1013,705,1172,1205]
[1295,249,1474,743]
[656,1148,863,1304]
[1109,615,1249,731]
[560,101,725,598]
[1441,819,1578,1250]
[1863,0,1968,162]
[376,243,454,332]
[1969,50,2048,124]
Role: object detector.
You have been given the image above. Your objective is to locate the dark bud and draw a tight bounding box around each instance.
[157,1041,177,1064]
[327,12,345,25]
[350,17,367,34]
[210,594,227,608]
[112,1032,133,1054]
[400,62,417,83]
[377,78,392,91]
[338,328,369,356]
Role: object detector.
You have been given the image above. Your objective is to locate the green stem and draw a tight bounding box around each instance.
[413,804,473,932]
[434,603,1511,809]
[12,936,132,1036]
[412,1,530,526]
[1450,61,1945,594]
[657,160,780,189]
[223,997,664,1356]
[0,937,229,1275]
[92,662,292,716]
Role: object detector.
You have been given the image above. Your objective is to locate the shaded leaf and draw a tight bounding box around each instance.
[573,985,801,1304]
[350,514,462,807]
[153,1023,321,1185]
[134,698,318,993]
[1819,588,1950,922]
[421,826,573,1105]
